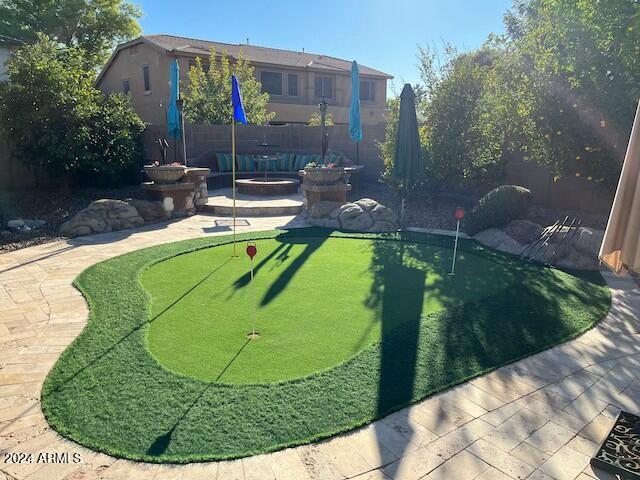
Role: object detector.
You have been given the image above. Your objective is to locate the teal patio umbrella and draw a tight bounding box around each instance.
[392,83,422,226]
[349,60,362,165]
[166,58,187,164]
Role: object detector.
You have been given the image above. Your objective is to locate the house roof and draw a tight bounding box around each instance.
[97,34,393,84]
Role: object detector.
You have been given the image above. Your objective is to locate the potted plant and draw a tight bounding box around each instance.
[303,162,348,184]
[143,138,186,184]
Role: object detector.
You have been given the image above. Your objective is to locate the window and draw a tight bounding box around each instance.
[142,65,150,92]
[360,80,375,102]
[315,75,334,99]
[287,73,298,97]
[260,71,283,95]
[122,80,130,94]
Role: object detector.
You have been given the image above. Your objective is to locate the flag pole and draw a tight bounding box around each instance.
[232,118,237,257]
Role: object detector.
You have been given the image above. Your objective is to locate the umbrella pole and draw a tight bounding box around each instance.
[356,142,360,165]
[232,119,237,258]
[181,108,188,167]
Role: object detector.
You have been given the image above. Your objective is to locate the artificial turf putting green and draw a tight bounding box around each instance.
[144,235,517,383]
[42,229,611,463]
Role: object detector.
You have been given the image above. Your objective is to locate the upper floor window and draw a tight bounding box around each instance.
[142,64,151,92]
[360,80,375,102]
[122,80,130,94]
[315,75,334,99]
[287,73,298,97]
[261,71,283,95]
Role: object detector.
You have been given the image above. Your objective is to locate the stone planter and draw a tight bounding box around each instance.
[302,167,348,185]
[143,165,186,184]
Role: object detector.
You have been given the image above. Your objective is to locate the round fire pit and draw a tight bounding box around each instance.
[236,178,300,196]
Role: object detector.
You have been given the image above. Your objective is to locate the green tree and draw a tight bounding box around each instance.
[307,111,334,126]
[0,37,145,185]
[0,0,141,67]
[183,49,275,125]
[495,0,640,187]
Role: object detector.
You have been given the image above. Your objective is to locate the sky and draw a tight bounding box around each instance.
[135,0,513,94]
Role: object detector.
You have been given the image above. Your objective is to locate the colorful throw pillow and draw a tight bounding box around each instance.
[236,154,255,172]
[216,153,233,172]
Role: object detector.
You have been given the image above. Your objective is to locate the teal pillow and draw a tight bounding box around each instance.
[236,154,255,171]
[216,153,233,172]
[257,157,278,171]
[293,154,308,170]
[277,153,292,171]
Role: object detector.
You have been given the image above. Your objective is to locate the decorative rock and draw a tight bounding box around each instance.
[7,219,25,229]
[307,198,399,232]
[354,198,379,212]
[60,199,144,238]
[310,201,343,219]
[505,220,543,245]
[126,199,169,222]
[574,227,604,257]
[474,228,524,255]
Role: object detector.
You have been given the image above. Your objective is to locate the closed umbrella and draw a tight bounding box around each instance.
[600,100,640,273]
[166,58,186,164]
[392,83,422,226]
[349,60,362,165]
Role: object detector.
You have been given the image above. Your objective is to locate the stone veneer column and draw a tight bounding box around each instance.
[183,168,211,211]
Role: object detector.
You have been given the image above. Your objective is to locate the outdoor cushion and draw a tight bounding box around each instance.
[293,154,309,170]
[257,157,278,171]
[236,154,255,172]
[277,153,294,171]
[216,153,233,172]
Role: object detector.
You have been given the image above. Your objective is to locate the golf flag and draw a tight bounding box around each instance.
[231,75,248,125]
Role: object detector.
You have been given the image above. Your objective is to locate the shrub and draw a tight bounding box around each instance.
[465,185,531,235]
[0,37,145,186]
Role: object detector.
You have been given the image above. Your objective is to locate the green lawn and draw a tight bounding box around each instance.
[41,229,611,463]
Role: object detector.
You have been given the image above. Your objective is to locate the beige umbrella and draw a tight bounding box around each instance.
[600,100,640,274]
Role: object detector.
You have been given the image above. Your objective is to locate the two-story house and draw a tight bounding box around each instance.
[96,34,392,128]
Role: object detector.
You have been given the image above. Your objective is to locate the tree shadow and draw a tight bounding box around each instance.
[227,229,332,306]
[147,338,252,457]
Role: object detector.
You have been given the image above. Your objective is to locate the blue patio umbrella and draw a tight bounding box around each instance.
[349,61,362,164]
[167,59,187,164]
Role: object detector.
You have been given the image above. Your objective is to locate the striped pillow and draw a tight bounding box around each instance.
[293,154,309,170]
[257,157,278,171]
[216,153,233,172]
[236,154,255,172]
[277,153,293,171]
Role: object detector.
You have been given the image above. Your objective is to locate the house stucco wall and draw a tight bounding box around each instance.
[97,42,389,131]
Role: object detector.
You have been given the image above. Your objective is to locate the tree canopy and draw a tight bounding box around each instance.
[381,0,640,192]
[0,0,141,67]
[183,49,275,126]
[0,37,145,185]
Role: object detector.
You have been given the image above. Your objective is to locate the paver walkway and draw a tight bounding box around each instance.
[0,213,638,480]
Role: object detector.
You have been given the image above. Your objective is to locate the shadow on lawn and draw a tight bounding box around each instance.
[147,338,252,456]
[47,259,232,395]
[229,229,332,306]
[364,233,586,474]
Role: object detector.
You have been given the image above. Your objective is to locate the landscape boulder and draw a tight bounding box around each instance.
[60,199,144,238]
[473,228,524,255]
[505,220,542,245]
[307,198,399,232]
[125,198,169,222]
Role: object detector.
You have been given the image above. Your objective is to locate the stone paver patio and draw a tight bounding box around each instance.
[0,213,638,480]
